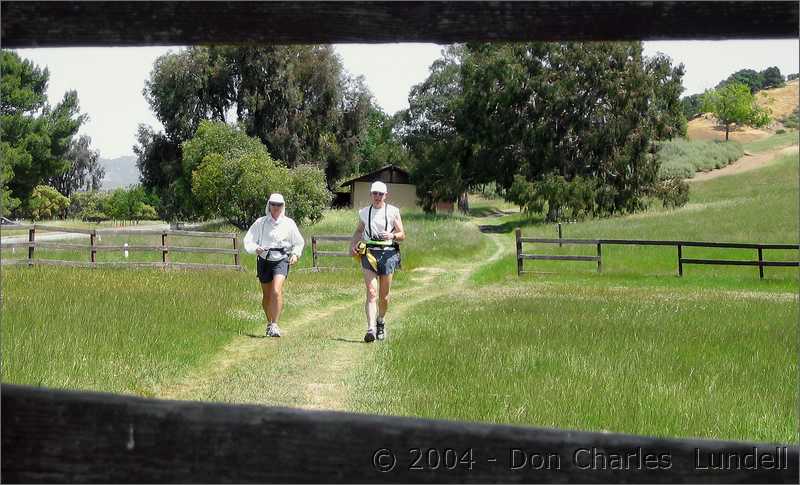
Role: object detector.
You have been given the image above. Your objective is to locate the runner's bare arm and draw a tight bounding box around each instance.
[351,220,365,254]
[391,214,405,242]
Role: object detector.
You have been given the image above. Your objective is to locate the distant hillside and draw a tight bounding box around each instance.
[99,155,140,190]
[687,79,799,143]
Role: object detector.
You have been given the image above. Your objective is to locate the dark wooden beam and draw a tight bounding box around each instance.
[3,384,798,483]
[2,1,797,48]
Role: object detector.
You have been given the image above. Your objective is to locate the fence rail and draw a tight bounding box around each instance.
[0,224,241,271]
[516,229,800,278]
[2,384,796,483]
[311,234,353,271]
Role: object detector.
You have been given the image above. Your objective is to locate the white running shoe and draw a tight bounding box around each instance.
[266,323,282,337]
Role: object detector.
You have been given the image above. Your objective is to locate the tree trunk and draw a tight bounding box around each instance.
[725,124,730,141]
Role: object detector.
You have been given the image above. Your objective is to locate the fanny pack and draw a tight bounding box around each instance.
[264,247,288,261]
[365,239,399,250]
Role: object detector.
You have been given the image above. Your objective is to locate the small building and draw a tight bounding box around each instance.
[337,165,418,209]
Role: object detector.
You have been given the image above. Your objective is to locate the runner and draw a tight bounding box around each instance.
[350,181,405,342]
[243,193,304,337]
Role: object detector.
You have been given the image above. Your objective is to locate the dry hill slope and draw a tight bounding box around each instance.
[687,79,798,143]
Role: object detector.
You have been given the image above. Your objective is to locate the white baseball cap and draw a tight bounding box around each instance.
[268,193,285,204]
[370,181,388,194]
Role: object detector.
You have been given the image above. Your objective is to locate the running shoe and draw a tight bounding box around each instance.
[267,323,282,337]
[376,319,386,340]
[364,328,376,343]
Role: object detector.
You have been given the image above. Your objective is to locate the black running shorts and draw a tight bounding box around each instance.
[257,257,290,283]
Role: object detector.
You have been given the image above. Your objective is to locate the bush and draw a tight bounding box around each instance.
[656,138,744,179]
[653,177,690,209]
[779,107,799,130]
[26,185,70,221]
[186,121,331,229]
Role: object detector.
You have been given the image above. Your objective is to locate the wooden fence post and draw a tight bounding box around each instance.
[515,228,523,276]
[596,242,602,273]
[161,232,168,266]
[558,222,562,247]
[677,243,683,277]
[90,230,96,263]
[758,247,764,279]
[27,226,35,266]
[312,236,318,271]
[232,236,239,268]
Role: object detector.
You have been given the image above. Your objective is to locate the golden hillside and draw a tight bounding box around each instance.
[687,79,798,143]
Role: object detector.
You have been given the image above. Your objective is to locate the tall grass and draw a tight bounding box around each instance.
[350,284,798,443]
[742,130,799,154]
[657,138,744,179]
[472,152,799,289]
[1,207,485,395]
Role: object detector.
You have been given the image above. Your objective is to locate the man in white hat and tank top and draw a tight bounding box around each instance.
[349,181,405,342]
[244,193,304,337]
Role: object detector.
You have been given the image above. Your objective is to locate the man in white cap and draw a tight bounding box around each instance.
[243,193,304,337]
[350,181,405,342]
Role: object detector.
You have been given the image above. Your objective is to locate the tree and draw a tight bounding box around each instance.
[27,185,69,221]
[702,82,771,141]
[48,135,105,196]
[136,45,371,220]
[680,93,705,120]
[761,66,785,90]
[1,52,86,211]
[186,121,330,229]
[456,42,685,219]
[716,68,763,93]
[402,45,469,211]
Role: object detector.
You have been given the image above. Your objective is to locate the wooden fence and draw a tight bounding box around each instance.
[516,229,800,278]
[311,234,353,271]
[3,384,797,483]
[0,224,242,271]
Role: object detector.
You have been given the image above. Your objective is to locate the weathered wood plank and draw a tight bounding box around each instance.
[522,238,600,245]
[166,229,237,238]
[0,241,35,249]
[33,224,95,235]
[167,246,240,255]
[520,254,600,262]
[2,384,797,483]
[314,235,353,241]
[2,1,797,48]
[682,259,800,267]
[315,250,351,257]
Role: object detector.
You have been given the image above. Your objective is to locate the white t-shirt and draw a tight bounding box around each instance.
[359,204,400,242]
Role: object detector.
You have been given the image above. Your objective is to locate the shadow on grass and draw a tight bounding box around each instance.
[331,337,366,344]
[245,333,266,339]
[478,214,548,234]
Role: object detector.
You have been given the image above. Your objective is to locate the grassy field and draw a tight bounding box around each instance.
[742,130,799,154]
[2,143,797,444]
[472,151,799,291]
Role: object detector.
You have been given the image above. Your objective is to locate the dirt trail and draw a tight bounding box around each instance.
[299,231,506,410]
[688,144,798,182]
[155,226,509,409]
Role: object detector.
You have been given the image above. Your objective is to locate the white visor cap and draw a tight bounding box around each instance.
[370,181,388,194]
[268,193,285,204]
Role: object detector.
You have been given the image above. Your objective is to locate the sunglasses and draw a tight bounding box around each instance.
[269,202,284,207]
[371,192,386,196]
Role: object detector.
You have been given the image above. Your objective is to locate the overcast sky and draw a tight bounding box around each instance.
[14,40,799,159]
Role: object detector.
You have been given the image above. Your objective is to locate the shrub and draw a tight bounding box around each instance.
[657,138,744,179]
[653,177,690,209]
[26,185,70,221]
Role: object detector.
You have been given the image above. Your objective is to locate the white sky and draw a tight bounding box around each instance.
[13,40,799,159]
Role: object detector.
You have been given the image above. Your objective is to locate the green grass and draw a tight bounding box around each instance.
[2,156,797,445]
[742,130,799,154]
[472,152,799,290]
[350,284,798,443]
[657,138,744,179]
[0,209,484,395]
